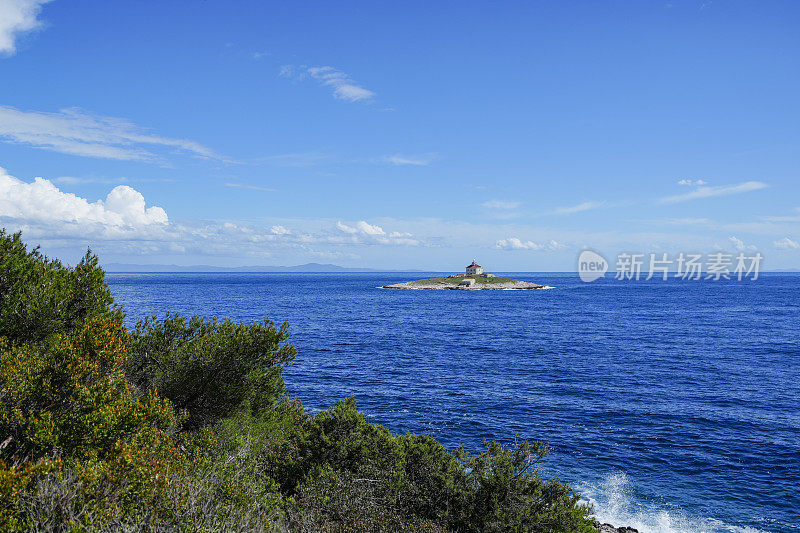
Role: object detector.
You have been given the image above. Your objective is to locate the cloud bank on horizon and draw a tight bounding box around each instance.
[0,167,426,259]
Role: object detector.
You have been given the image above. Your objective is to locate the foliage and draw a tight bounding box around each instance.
[0,317,183,529]
[0,230,122,346]
[16,460,281,533]
[127,313,296,429]
[260,398,596,532]
[0,314,284,531]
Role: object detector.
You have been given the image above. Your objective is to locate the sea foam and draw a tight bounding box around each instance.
[580,472,766,533]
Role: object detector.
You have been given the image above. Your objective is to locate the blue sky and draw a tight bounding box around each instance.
[0,0,798,271]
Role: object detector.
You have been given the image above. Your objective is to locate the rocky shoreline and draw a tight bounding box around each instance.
[594,522,639,533]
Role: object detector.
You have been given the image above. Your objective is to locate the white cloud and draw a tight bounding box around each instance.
[0,167,426,258]
[335,221,358,234]
[337,220,385,235]
[774,237,800,250]
[0,0,50,56]
[281,65,375,102]
[678,179,707,186]
[729,236,756,251]
[0,167,168,237]
[658,181,767,204]
[383,153,436,166]
[335,220,420,246]
[0,106,221,161]
[483,200,522,210]
[552,201,606,215]
[496,238,565,251]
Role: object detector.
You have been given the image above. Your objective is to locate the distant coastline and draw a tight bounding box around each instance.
[103,262,425,273]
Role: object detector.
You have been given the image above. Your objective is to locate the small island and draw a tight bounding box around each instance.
[383,261,547,290]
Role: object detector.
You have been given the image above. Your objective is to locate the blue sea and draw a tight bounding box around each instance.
[107,272,800,533]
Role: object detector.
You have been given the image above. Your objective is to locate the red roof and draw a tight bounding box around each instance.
[466,261,482,268]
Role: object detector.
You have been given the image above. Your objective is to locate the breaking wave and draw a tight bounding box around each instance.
[579,472,766,533]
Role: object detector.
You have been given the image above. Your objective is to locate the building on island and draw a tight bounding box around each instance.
[466,260,483,276]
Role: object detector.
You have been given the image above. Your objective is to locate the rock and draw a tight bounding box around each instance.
[382,280,546,290]
[594,522,638,533]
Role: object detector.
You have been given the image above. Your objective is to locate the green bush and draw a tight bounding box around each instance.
[0,230,122,346]
[127,313,296,429]
[0,318,184,529]
[260,398,595,532]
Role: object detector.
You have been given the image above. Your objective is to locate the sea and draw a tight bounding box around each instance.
[106,272,800,533]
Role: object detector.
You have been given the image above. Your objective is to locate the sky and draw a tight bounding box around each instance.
[0,0,798,271]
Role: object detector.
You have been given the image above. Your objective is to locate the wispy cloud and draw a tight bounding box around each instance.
[225,182,277,192]
[729,236,756,251]
[635,211,800,236]
[552,201,606,215]
[658,181,768,204]
[496,238,566,251]
[677,179,707,186]
[774,237,799,250]
[253,152,436,168]
[762,208,800,223]
[482,200,522,210]
[0,0,50,56]
[382,153,437,166]
[0,106,223,162]
[281,65,375,102]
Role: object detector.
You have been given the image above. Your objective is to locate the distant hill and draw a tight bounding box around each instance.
[103,262,423,273]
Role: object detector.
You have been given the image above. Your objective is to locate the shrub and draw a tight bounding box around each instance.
[16,460,284,533]
[261,398,595,532]
[127,313,297,429]
[0,230,122,346]
[458,440,595,532]
[0,318,183,529]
